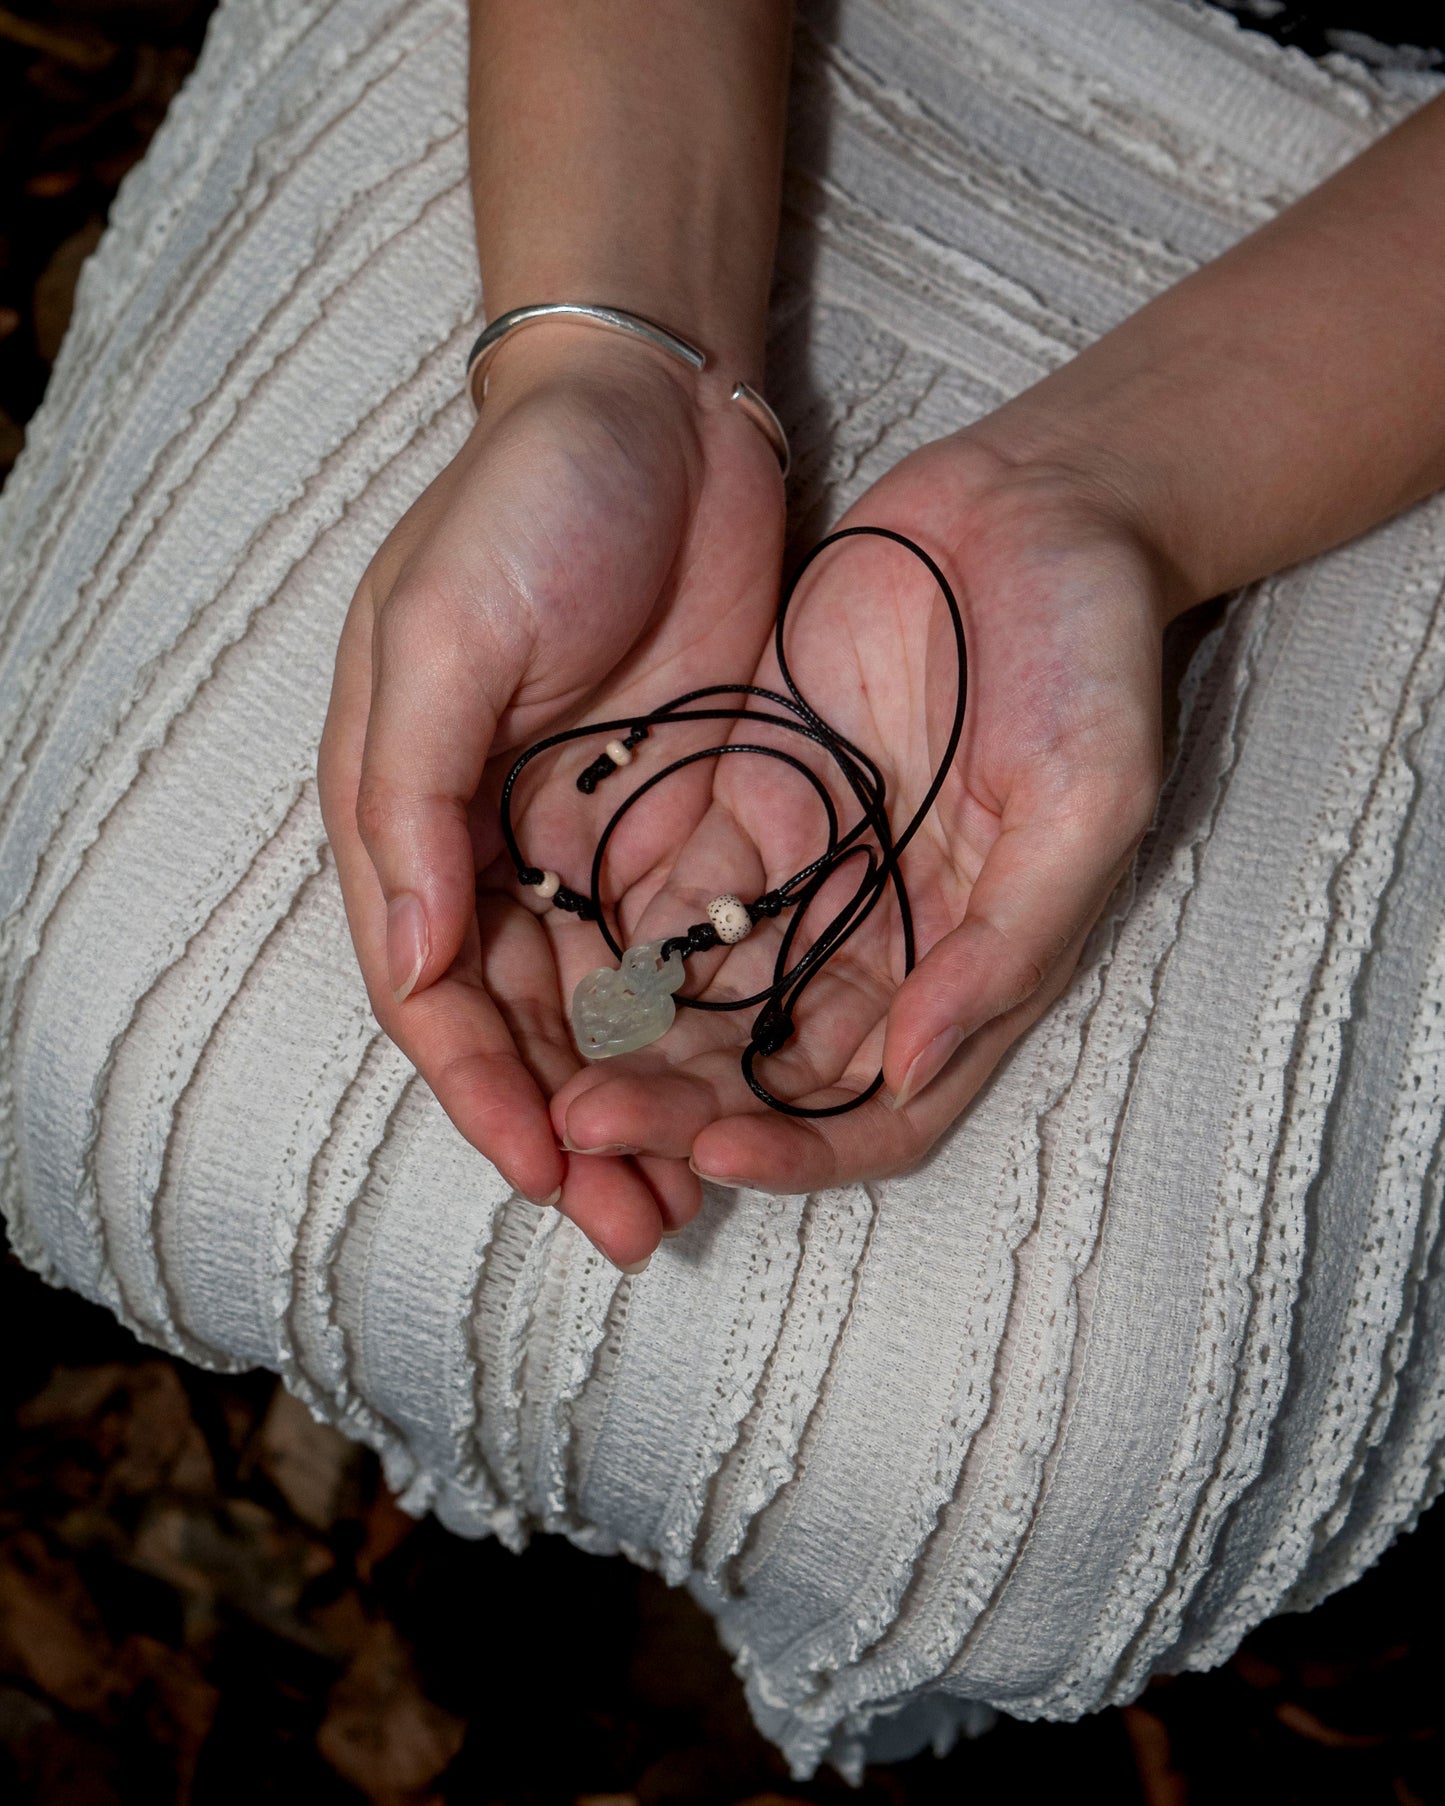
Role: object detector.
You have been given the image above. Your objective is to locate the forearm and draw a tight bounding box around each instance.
[467,0,793,387]
[970,91,1445,617]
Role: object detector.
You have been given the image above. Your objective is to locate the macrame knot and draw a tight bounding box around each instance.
[577,727,649,794]
[576,754,614,794]
[751,1010,795,1058]
[551,885,597,921]
[661,920,720,961]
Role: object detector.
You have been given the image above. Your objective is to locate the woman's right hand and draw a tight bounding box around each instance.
[317,326,785,1267]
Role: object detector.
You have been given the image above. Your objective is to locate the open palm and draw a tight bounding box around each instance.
[548,435,1172,1220]
[318,337,783,1267]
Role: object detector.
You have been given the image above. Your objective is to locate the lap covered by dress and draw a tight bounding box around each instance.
[2,0,1444,1779]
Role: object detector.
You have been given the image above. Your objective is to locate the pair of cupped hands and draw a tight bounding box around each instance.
[317,328,1173,1271]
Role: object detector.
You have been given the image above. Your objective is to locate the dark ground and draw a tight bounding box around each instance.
[2,4,1444,1803]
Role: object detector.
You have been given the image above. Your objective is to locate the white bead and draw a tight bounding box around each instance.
[708,893,752,945]
[531,870,560,899]
[605,738,633,767]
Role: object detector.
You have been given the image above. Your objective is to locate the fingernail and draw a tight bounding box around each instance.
[661,1226,687,1238]
[688,1157,745,1189]
[889,1027,964,1112]
[388,892,428,1004]
[618,1255,652,1275]
[525,1187,562,1208]
[563,1138,639,1156]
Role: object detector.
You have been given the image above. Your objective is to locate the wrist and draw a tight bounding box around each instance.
[470,317,699,426]
[469,4,789,392]
[469,308,791,483]
[460,319,723,520]
[922,418,1199,638]
[476,251,769,394]
[959,392,1212,627]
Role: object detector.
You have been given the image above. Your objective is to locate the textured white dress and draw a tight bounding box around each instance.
[3,0,1445,1780]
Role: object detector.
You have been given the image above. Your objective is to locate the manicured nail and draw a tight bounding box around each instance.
[618,1255,652,1275]
[562,1138,639,1156]
[525,1187,562,1209]
[889,1026,964,1112]
[687,1158,745,1189]
[388,892,428,1004]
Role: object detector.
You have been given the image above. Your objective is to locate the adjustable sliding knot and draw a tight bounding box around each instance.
[576,724,651,794]
[751,1008,795,1058]
[747,891,786,921]
[551,885,597,921]
[576,754,613,795]
[661,920,720,962]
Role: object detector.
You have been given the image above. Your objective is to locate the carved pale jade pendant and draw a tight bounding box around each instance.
[571,939,686,1060]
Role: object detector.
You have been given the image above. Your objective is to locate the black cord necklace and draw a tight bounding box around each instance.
[496,524,967,1118]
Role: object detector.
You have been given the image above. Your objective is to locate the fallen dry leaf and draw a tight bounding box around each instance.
[316,1619,465,1804]
[356,1483,419,1583]
[17,1361,215,1503]
[1122,1704,1188,1806]
[1231,1648,1283,1690]
[1275,1701,1389,1750]
[0,6,115,71]
[31,216,103,363]
[127,1494,333,1653]
[254,1384,362,1533]
[118,1632,218,1795]
[0,1530,124,1714]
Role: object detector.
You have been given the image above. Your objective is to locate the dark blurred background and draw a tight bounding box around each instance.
[2,3,1444,1802]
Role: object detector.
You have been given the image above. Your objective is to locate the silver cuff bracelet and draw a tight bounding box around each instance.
[464,302,790,479]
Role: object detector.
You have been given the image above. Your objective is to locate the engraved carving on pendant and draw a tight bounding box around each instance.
[571,938,686,1059]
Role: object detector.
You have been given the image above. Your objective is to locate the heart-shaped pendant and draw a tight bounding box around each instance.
[571,939,686,1059]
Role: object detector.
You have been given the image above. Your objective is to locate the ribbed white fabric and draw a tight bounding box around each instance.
[2,0,1444,1779]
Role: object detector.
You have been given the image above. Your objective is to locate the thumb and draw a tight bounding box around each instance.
[883,794,1147,1110]
[355,583,516,1002]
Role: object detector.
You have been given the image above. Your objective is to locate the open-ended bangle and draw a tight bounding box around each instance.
[464,302,791,478]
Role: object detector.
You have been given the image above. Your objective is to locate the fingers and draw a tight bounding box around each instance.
[548,1154,655,1271]
[637,1154,703,1233]
[690,943,1085,1193]
[321,591,563,1202]
[882,779,1152,1110]
[374,891,568,1206]
[555,1148,703,1264]
[480,900,702,1261]
[355,575,521,1007]
[559,1064,722,1161]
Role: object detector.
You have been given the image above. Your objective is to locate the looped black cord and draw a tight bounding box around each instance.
[661,921,721,962]
[497,524,967,1117]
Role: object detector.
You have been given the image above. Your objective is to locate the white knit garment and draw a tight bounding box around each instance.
[3,0,1445,1780]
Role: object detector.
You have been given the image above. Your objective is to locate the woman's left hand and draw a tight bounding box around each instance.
[546,432,1186,1210]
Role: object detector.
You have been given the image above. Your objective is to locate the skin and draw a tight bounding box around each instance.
[318,5,1445,1270]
